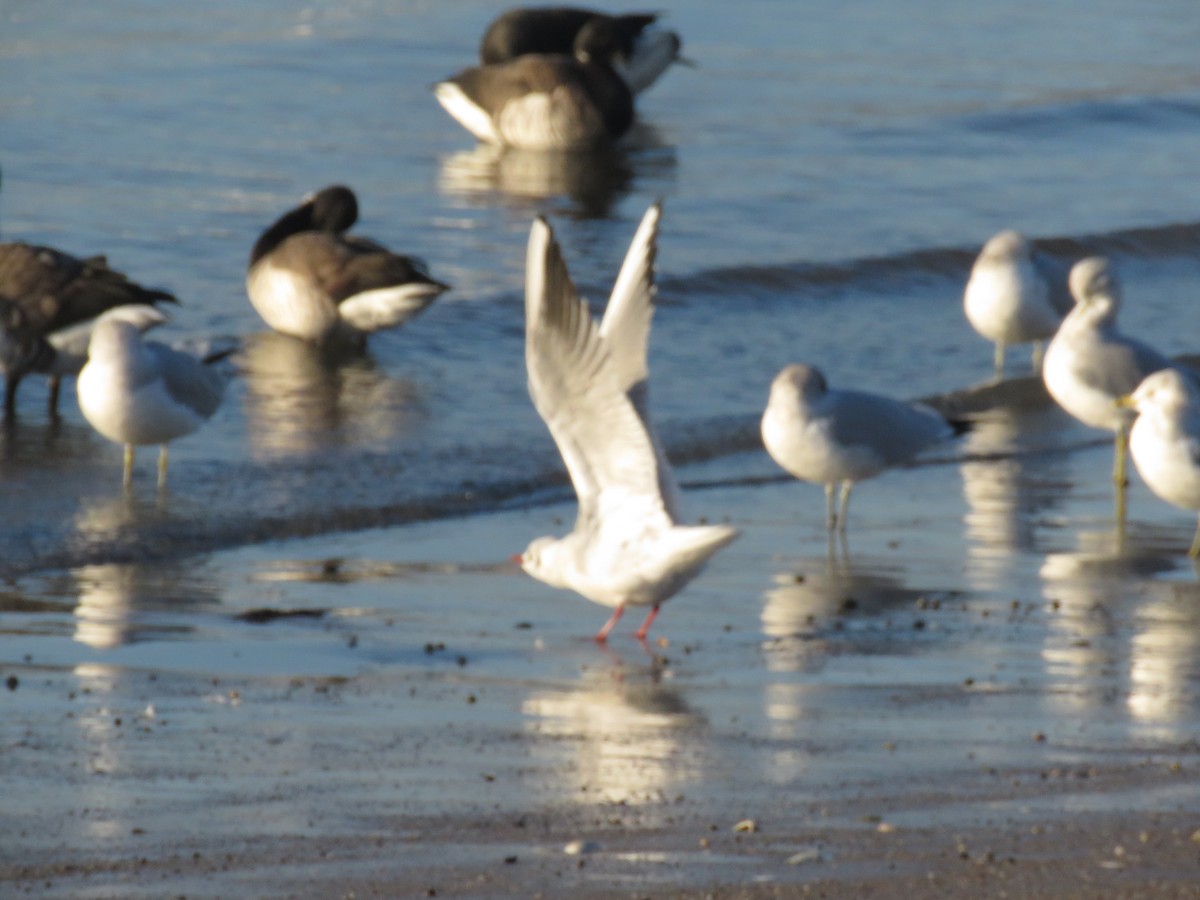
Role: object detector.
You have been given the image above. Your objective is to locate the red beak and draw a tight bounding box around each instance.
[510,553,524,564]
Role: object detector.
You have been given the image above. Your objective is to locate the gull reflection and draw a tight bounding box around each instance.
[761,555,925,675]
[959,381,1071,592]
[238,332,426,459]
[1128,580,1200,728]
[522,653,705,805]
[71,560,221,649]
[1039,525,1177,720]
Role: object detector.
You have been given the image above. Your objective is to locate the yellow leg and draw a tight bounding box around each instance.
[824,483,837,531]
[1189,515,1200,558]
[1031,340,1044,372]
[122,445,134,488]
[837,482,853,533]
[1113,428,1130,524]
[157,445,169,488]
[993,342,1005,377]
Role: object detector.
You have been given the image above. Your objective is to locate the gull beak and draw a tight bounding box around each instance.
[510,553,525,565]
[1114,394,1136,410]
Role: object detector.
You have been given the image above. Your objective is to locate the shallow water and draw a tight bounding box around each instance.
[4,4,1200,892]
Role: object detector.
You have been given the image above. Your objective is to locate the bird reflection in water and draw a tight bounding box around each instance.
[761,554,926,676]
[1039,524,1183,723]
[438,133,672,220]
[959,391,1072,592]
[238,332,426,459]
[521,650,705,806]
[71,559,221,649]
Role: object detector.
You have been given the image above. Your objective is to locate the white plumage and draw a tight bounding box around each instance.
[77,318,225,487]
[515,203,739,641]
[963,230,1070,375]
[761,363,958,532]
[1122,369,1200,556]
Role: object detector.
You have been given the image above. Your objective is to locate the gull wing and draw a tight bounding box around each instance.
[597,201,682,519]
[526,215,673,531]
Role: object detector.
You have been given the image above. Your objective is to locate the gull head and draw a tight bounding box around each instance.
[514,535,570,585]
[1068,256,1121,325]
[768,363,829,410]
[87,317,144,363]
[1120,369,1197,417]
[978,229,1031,266]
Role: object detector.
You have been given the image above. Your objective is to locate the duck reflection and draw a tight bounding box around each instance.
[521,652,705,805]
[438,137,672,219]
[238,332,426,459]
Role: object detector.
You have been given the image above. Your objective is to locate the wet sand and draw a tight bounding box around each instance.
[5,379,1200,898]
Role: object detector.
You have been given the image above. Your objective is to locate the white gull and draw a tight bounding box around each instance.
[514,202,739,642]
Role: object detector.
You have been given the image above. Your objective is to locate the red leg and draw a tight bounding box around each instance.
[595,606,624,643]
[633,605,660,641]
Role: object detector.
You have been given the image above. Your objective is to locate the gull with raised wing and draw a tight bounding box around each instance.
[77,319,226,488]
[515,203,739,642]
[761,364,962,533]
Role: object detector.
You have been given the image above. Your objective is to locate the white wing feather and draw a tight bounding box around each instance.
[525,217,673,531]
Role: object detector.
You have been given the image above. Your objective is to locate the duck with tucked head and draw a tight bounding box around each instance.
[437,17,634,150]
[246,185,448,348]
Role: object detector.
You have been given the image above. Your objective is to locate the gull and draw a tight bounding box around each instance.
[761,364,960,532]
[478,7,685,95]
[77,318,226,488]
[1042,256,1173,498]
[246,185,448,348]
[963,230,1072,376]
[514,202,739,641]
[1119,369,1200,556]
[0,241,176,415]
[436,19,634,150]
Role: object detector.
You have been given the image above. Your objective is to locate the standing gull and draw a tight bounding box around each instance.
[77,319,225,488]
[479,7,684,95]
[1119,369,1200,556]
[246,185,448,347]
[761,364,960,532]
[963,230,1071,376]
[514,203,739,642]
[1042,256,1173,503]
[0,242,175,415]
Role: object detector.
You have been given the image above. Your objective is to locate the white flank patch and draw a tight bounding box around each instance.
[246,264,340,341]
[338,283,443,333]
[435,82,501,145]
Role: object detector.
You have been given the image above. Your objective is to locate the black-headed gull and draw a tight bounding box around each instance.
[515,203,739,641]
[1042,256,1174,496]
[77,319,226,487]
[761,363,960,532]
[0,242,176,415]
[478,7,684,95]
[1119,369,1200,556]
[436,22,634,150]
[246,185,448,348]
[963,230,1071,376]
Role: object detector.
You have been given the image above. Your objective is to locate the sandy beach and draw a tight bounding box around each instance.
[5,375,1200,898]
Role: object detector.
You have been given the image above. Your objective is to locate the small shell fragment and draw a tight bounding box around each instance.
[732,819,757,833]
[563,840,601,855]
